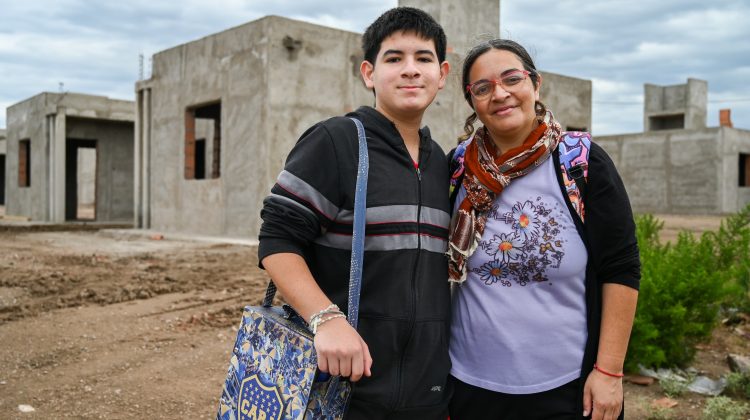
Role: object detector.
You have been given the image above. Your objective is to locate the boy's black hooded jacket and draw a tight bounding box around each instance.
[258,106,452,412]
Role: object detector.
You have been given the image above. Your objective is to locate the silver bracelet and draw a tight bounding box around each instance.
[312,313,347,335]
[310,309,344,333]
[309,303,339,324]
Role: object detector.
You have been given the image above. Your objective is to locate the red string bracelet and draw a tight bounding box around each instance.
[594,363,624,378]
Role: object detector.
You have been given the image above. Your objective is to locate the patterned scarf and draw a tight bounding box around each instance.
[448,112,562,282]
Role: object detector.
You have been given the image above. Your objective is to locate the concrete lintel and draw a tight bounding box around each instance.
[28,91,135,122]
[135,79,155,91]
[64,108,134,123]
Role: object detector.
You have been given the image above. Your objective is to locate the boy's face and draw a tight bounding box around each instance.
[361,31,449,120]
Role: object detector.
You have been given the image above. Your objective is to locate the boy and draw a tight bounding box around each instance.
[258,7,451,419]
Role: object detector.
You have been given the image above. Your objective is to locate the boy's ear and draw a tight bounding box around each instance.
[360,60,375,90]
[438,60,451,90]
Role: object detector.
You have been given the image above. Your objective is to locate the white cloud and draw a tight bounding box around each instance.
[663,7,747,40]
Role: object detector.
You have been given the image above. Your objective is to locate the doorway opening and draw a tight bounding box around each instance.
[740,153,750,187]
[0,154,5,205]
[185,101,221,180]
[65,139,97,221]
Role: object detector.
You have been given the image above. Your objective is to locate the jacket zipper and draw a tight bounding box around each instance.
[394,162,422,408]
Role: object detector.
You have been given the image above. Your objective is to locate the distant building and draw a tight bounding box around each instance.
[597,79,750,214]
[134,0,592,237]
[4,92,135,222]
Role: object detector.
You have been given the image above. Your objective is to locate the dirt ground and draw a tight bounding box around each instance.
[0,214,746,419]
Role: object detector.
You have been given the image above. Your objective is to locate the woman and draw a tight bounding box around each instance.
[446,39,640,420]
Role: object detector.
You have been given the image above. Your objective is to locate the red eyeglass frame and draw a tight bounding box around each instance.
[465,70,533,95]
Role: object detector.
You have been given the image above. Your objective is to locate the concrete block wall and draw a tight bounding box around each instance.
[540,72,592,132]
[685,79,708,130]
[597,127,750,215]
[6,94,51,220]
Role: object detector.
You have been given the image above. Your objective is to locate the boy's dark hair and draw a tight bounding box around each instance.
[362,7,447,65]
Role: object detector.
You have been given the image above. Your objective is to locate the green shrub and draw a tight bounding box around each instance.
[702,396,749,420]
[625,215,732,371]
[706,206,750,311]
[636,213,664,248]
[725,371,750,399]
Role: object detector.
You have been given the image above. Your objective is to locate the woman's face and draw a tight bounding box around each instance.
[468,49,541,145]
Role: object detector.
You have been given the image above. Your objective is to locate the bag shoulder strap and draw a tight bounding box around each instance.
[346,117,367,329]
[263,118,368,331]
[448,136,472,208]
[557,131,591,223]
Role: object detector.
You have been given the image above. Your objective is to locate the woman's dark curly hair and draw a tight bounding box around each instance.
[460,39,546,141]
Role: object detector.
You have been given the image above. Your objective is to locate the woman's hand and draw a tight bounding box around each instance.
[582,369,623,420]
[313,317,372,382]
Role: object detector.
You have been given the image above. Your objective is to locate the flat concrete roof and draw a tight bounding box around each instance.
[8,92,134,123]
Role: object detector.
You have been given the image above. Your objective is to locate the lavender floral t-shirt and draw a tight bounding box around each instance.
[449,157,588,394]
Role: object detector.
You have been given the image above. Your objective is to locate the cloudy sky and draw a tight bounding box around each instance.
[1,0,748,134]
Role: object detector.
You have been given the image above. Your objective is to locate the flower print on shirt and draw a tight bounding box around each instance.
[484,232,524,263]
[508,200,541,240]
[476,197,572,288]
[473,260,510,286]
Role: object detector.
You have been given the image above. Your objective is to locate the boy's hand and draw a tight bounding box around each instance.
[314,317,372,382]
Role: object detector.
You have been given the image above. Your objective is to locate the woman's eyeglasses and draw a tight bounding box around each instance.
[466,70,532,99]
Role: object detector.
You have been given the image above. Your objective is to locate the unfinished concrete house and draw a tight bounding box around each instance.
[0,129,6,206]
[597,78,750,214]
[135,0,592,238]
[4,93,135,222]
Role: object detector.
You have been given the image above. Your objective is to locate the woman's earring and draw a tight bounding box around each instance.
[535,102,545,123]
[534,101,543,115]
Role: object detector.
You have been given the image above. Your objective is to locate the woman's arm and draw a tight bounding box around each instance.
[583,283,638,419]
[581,143,641,419]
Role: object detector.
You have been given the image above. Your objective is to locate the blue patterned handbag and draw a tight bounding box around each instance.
[216,117,369,420]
